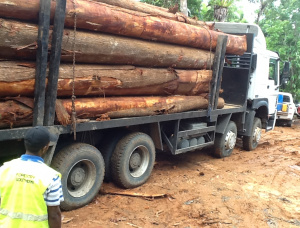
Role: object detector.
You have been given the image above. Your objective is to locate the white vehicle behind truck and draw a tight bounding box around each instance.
[276,92,296,127]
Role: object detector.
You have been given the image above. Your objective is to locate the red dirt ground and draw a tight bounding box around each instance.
[62,119,300,228]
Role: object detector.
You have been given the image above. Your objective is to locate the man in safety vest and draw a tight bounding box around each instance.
[0,126,64,228]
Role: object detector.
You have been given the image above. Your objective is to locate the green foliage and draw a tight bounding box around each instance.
[259,0,300,101]
[187,0,203,19]
[141,0,179,8]
[141,0,203,18]
[201,0,246,22]
[141,0,246,22]
[209,0,234,8]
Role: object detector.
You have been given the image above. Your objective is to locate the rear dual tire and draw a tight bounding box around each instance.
[97,130,128,182]
[111,132,156,189]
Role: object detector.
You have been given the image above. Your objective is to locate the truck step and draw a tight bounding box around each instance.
[180,121,207,130]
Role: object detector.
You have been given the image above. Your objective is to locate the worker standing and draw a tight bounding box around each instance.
[0,126,64,228]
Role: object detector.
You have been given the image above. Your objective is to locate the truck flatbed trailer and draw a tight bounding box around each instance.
[0,102,245,142]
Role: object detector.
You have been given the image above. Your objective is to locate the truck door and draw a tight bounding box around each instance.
[268,58,280,115]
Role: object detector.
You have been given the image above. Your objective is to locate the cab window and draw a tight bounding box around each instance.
[269,58,278,85]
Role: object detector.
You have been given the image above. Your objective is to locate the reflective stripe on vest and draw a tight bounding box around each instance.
[0,208,48,221]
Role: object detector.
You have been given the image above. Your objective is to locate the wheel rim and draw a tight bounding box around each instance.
[253,126,262,145]
[128,145,150,178]
[225,130,237,150]
[67,159,96,198]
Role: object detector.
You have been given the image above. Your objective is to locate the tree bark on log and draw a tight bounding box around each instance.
[0,0,247,55]
[0,96,225,129]
[94,0,215,29]
[0,61,213,97]
[0,19,214,69]
[0,97,33,129]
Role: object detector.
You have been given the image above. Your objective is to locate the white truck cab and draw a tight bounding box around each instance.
[214,23,286,130]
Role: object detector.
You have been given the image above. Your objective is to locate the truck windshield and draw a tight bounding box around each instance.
[269,58,279,85]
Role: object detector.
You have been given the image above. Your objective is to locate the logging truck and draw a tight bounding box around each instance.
[0,0,290,211]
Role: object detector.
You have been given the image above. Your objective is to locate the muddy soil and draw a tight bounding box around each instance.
[62,119,300,228]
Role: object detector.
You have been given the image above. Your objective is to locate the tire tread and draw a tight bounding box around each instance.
[243,117,261,151]
[111,132,155,189]
[213,121,237,158]
[51,143,104,211]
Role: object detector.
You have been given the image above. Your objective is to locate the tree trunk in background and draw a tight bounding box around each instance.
[0,61,213,97]
[0,0,247,55]
[256,0,275,24]
[214,6,228,22]
[0,19,214,69]
[180,0,188,17]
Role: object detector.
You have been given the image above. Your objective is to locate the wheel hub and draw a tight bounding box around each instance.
[253,127,262,143]
[225,131,237,150]
[70,167,86,186]
[129,152,142,170]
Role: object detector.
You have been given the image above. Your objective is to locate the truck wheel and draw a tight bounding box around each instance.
[275,119,282,126]
[111,132,156,189]
[287,120,292,127]
[243,117,262,151]
[97,130,128,182]
[51,143,104,211]
[213,121,237,158]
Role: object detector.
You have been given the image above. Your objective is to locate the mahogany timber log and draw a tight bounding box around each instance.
[0,97,33,129]
[0,0,247,55]
[0,19,213,69]
[0,96,225,128]
[94,0,215,29]
[0,0,213,28]
[0,61,212,97]
[58,96,225,121]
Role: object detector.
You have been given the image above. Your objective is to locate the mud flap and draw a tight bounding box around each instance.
[266,111,277,132]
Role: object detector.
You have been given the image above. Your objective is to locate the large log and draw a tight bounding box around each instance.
[0,61,212,97]
[94,0,215,29]
[0,96,225,128]
[58,96,225,120]
[0,97,33,129]
[0,0,247,55]
[0,19,213,69]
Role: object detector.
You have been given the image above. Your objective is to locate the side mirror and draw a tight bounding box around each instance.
[280,61,291,85]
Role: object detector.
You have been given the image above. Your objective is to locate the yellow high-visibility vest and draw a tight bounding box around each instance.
[0,158,61,228]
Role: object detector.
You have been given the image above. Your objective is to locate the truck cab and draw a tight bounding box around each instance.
[214,23,281,131]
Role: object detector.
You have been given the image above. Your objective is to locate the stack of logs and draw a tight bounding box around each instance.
[0,0,247,129]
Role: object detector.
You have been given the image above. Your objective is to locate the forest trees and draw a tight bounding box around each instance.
[140,0,203,19]
[248,0,276,24]
[210,0,234,22]
[258,0,300,101]
[141,0,245,22]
